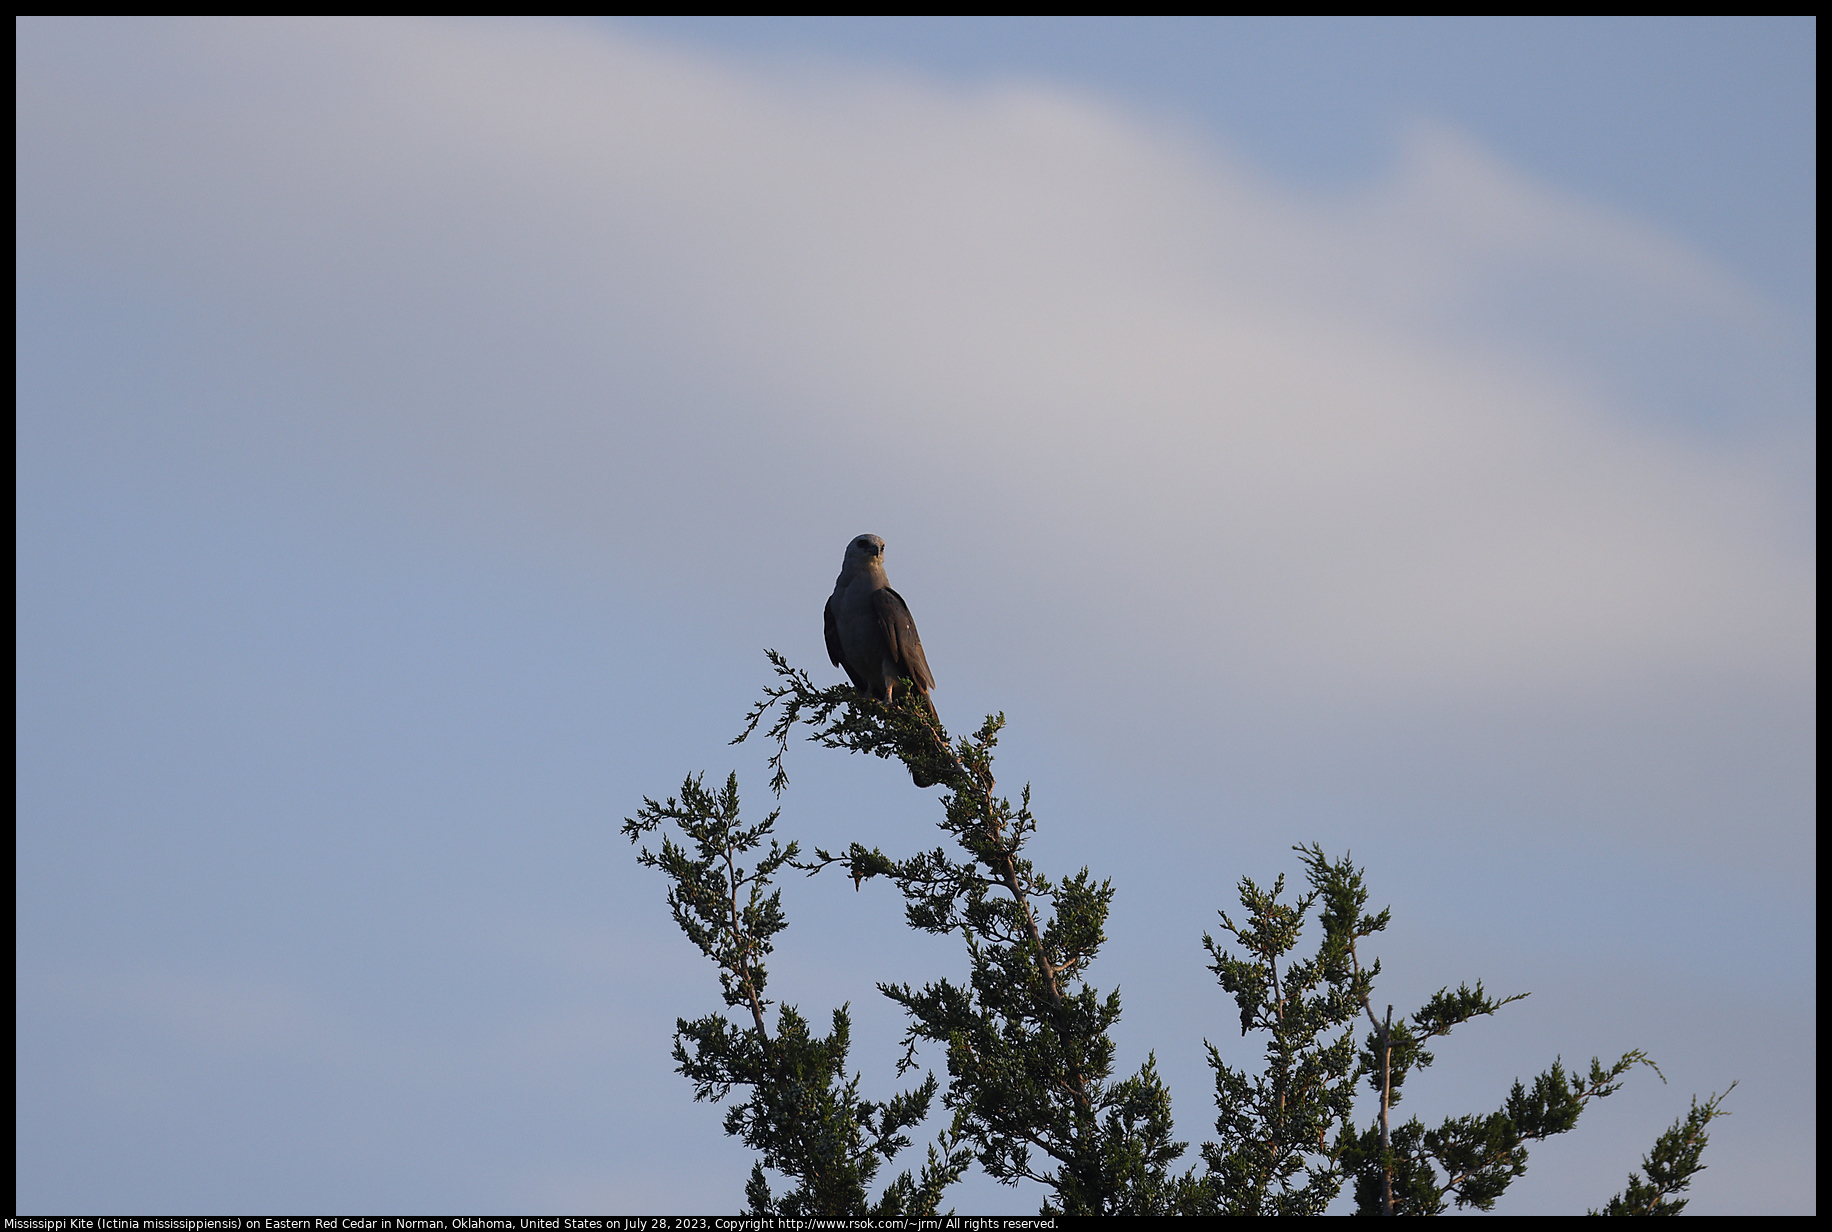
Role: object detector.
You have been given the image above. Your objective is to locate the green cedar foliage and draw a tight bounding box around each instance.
[621,772,970,1216]
[1590,1087,1735,1215]
[1195,847,1377,1213]
[1194,847,1663,1215]
[738,652,1195,1214]
[626,652,1730,1215]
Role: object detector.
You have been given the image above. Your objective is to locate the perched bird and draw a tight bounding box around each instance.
[825,534,939,785]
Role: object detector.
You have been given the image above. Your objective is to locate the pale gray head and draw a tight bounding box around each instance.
[842,533,887,574]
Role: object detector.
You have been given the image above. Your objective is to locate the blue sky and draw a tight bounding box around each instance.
[16,17,1814,1214]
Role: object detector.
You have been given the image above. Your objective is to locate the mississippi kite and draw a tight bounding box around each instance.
[824,534,939,785]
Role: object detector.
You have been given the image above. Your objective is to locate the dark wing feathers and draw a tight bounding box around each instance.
[873,587,935,691]
[823,596,845,668]
[825,596,872,691]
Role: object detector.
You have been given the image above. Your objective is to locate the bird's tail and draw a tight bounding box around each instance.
[909,687,943,788]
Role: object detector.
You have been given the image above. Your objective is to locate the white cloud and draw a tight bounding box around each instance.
[17,16,1812,706]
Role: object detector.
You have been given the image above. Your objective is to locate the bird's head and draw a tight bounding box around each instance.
[844,534,887,569]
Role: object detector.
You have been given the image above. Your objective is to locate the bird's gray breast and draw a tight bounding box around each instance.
[835,577,889,688]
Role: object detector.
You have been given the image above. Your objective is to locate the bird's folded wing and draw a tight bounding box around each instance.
[823,596,845,668]
[873,587,935,690]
